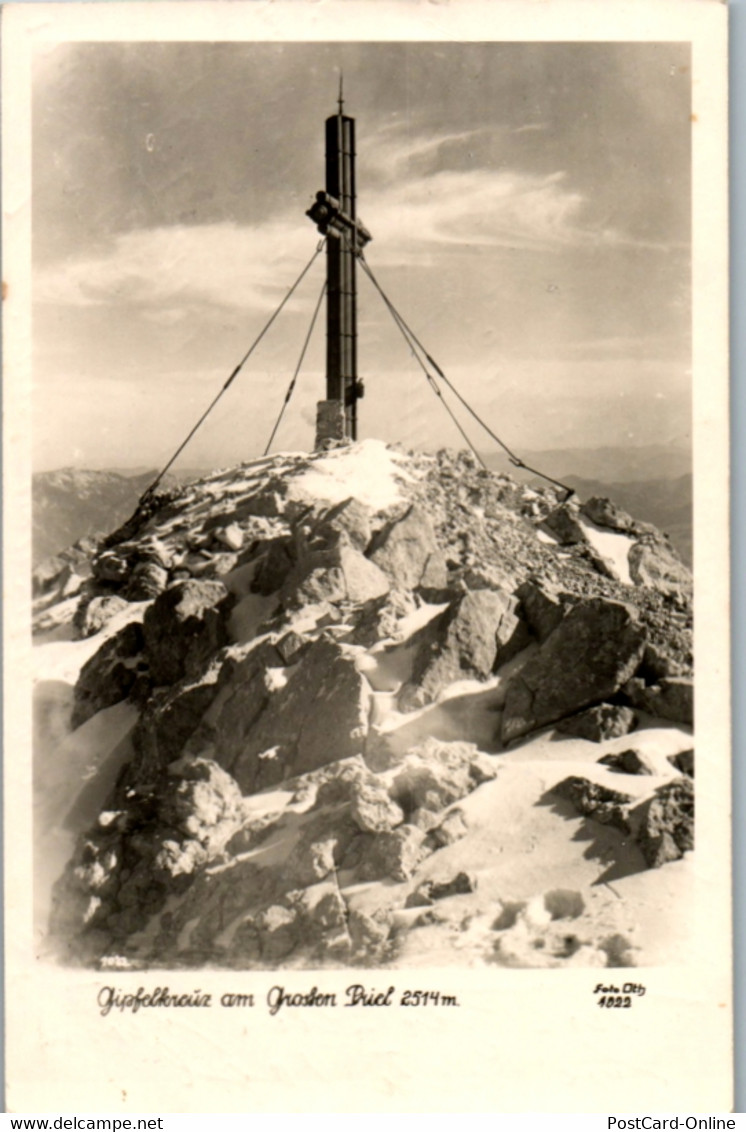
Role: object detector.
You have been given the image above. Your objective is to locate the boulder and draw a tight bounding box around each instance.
[312,497,373,552]
[580,497,639,534]
[515,578,569,643]
[132,675,221,770]
[293,883,351,956]
[126,561,169,601]
[72,621,145,729]
[255,905,299,963]
[216,638,372,794]
[357,825,430,882]
[159,756,243,850]
[251,538,297,596]
[347,907,394,962]
[351,589,419,648]
[213,523,244,552]
[400,588,529,711]
[281,539,390,608]
[668,748,694,777]
[92,550,130,585]
[142,579,233,686]
[390,739,495,816]
[623,676,693,726]
[552,776,634,834]
[73,595,129,639]
[367,504,448,594]
[286,834,338,887]
[274,630,309,666]
[637,777,694,867]
[427,807,469,848]
[599,748,657,776]
[349,781,405,834]
[628,537,692,597]
[405,871,476,907]
[501,598,647,743]
[540,502,588,545]
[555,703,637,743]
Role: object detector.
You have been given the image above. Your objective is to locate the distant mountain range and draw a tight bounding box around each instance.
[33,444,692,568]
[481,444,692,566]
[32,468,197,567]
[481,442,692,485]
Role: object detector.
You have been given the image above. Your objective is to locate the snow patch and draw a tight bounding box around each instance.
[579,519,633,585]
[290,440,415,511]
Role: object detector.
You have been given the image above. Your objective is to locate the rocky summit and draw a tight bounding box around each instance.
[32,439,695,970]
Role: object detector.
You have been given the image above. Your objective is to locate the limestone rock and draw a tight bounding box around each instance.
[126,561,169,601]
[367,504,448,594]
[623,676,693,726]
[405,871,476,907]
[142,579,233,686]
[312,497,373,552]
[274,630,309,666]
[400,588,529,711]
[281,539,390,608]
[73,595,129,639]
[255,904,299,963]
[599,748,658,776]
[33,553,69,596]
[390,739,495,816]
[668,748,694,777]
[72,621,145,729]
[132,675,221,772]
[555,703,637,743]
[637,777,694,867]
[552,776,634,834]
[540,501,587,545]
[501,598,646,743]
[215,638,372,794]
[251,538,296,596]
[580,497,639,534]
[214,523,244,552]
[160,755,243,848]
[628,537,692,597]
[351,589,419,648]
[286,834,338,886]
[516,578,570,643]
[349,781,405,833]
[293,883,350,954]
[427,807,469,848]
[358,825,430,882]
[347,907,394,961]
[92,550,130,585]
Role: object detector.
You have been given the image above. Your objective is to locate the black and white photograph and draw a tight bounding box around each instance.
[3,0,732,1113]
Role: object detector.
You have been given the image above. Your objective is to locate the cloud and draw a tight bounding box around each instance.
[363,167,630,264]
[34,217,325,315]
[361,124,489,182]
[34,156,669,320]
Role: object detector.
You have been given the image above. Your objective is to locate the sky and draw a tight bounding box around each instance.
[32,41,691,472]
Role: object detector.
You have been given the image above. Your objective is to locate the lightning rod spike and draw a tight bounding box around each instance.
[338,72,344,115]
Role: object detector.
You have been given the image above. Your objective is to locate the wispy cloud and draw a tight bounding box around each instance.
[364,167,638,263]
[35,154,671,319]
[34,218,323,315]
[361,124,489,181]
